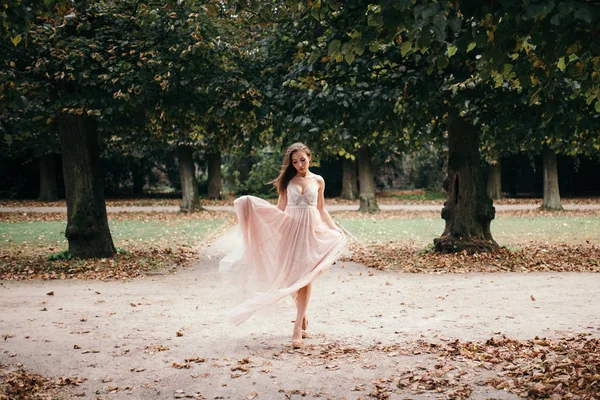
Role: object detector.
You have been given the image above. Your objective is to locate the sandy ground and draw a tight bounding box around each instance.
[1,228,599,399]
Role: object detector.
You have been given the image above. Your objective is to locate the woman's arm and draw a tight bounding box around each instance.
[277,189,288,211]
[316,176,342,232]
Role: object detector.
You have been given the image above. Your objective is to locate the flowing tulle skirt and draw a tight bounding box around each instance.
[219,195,346,325]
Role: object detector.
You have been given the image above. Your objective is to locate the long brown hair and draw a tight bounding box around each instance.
[271,142,312,195]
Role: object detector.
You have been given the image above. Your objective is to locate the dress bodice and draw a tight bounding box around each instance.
[287,182,318,207]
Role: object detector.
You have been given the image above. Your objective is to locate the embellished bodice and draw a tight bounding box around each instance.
[286,182,318,208]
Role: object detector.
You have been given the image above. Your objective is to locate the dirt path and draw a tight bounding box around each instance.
[1,228,599,399]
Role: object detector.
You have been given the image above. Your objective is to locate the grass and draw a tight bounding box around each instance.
[380,190,446,202]
[337,215,600,246]
[0,218,227,249]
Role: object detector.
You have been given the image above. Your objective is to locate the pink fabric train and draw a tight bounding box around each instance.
[219,182,346,325]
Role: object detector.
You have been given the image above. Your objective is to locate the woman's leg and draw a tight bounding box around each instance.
[294,284,312,331]
[292,283,312,348]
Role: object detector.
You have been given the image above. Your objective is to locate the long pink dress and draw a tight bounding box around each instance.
[219,181,346,325]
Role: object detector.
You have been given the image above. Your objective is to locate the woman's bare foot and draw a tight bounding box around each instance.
[292,324,303,349]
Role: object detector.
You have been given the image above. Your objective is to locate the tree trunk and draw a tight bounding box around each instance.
[131,163,146,196]
[357,146,378,213]
[340,157,358,200]
[433,118,497,254]
[542,148,563,210]
[177,145,202,212]
[207,151,222,200]
[57,112,116,259]
[486,161,502,200]
[38,153,59,202]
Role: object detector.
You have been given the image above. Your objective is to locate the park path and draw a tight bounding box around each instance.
[1,227,599,399]
[1,203,600,213]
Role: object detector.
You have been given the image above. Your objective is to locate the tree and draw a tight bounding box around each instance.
[542,148,563,210]
[357,145,378,212]
[434,118,496,253]
[207,152,222,200]
[293,0,600,251]
[38,153,59,201]
[486,160,502,200]
[339,157,357,200]
[177,145,201,212]
[58,112,116,257]
[2,0,245,255]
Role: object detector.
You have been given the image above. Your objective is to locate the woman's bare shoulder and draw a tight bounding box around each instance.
[311,174,325,184]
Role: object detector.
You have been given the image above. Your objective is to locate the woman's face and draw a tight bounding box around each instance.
[291,150,311,175]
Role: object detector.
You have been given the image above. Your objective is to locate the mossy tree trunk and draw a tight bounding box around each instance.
[357,145,378,213]
[207,151,222,200]
[434,118,498,254]
[340,157,358,200]
[38,153,59,202]
[177,145,202,212]
[57,112,116,258]
[542,148,563,210]
[486,160,502,200]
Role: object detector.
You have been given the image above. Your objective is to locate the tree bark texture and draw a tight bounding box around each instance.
[357,146,379,213]
[340,157,358,200]
[57,112,116,258]
[542,148,563,210]
[434,118,497,254]
[177,145,202,212]
[207,151,222,200]
[486,161,502,200]
[38,153,59,202]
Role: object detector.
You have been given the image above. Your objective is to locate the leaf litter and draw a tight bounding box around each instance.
[0,365,86,399]
[345,242,600,273]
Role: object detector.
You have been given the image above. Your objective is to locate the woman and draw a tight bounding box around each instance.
[220,143,346,348]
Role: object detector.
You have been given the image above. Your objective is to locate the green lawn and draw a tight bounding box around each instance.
[381,190,446,201]
[0,218,227,249]
[337,215,600,246]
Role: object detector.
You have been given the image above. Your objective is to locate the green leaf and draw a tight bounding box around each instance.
[354,41,365,56]
[308,51,320,64]
[557,57,566,72]
[420,3,440,19]
[311,6,320,20]
[328,40,341,57]
[447,44,458,57]
[574,6,593,24]
[206,4,218,16]
[529,87,542,105]
[10,35,22,47]
[585,94,595,106]
[437,56,449,70]
[345,53,355,65]
[400,41,411,57]
[467,42,476,53]
[448,15,462,33]
[368,14,383,27]
[596,100,600,113]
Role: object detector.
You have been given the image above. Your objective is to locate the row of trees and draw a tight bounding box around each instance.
[2,0,599,258]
